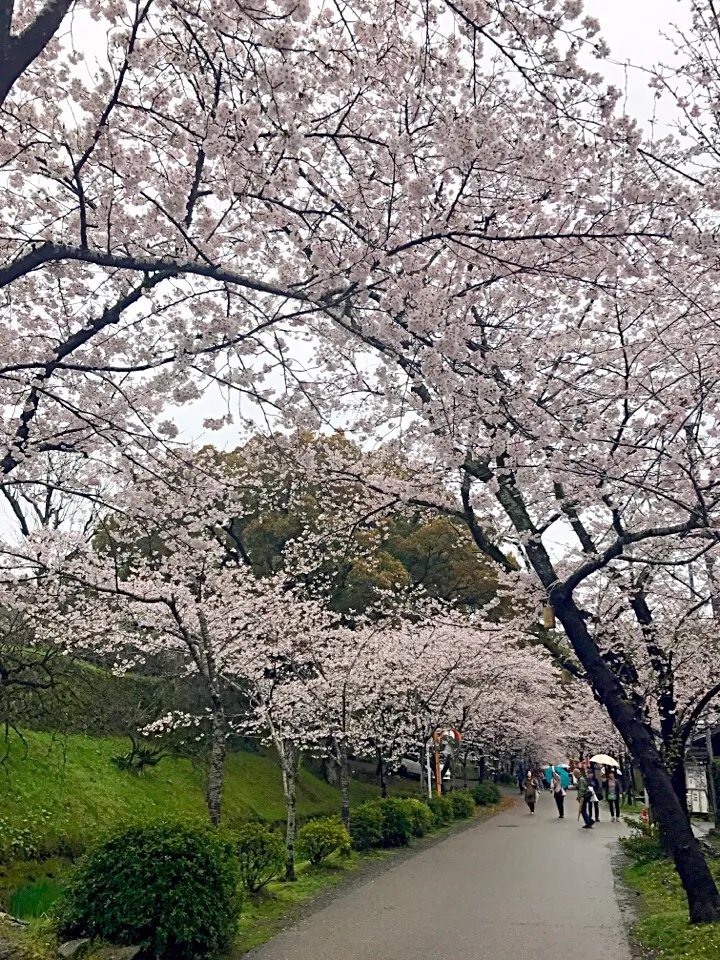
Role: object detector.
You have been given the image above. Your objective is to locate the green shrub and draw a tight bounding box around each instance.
[473,781,501,806]
[376,798,414,847]
[296,818,351,865]
[400,799,436,837]
[235,823,285,892]
[450,791,475,819]
[349,803,384,851]
[55,821,241,960]
[498,772,515,785]
[620,816,666,863]
[427,794,454,826]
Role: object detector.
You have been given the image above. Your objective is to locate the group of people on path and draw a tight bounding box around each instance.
[521,766,622,828]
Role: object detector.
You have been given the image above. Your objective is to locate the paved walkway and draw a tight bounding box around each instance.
[248,793,632,960]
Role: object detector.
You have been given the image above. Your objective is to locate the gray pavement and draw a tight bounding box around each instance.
[247,792,632,960]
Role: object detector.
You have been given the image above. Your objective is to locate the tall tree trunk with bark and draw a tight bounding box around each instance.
[281,740,300,882]
[207,704,226,826]
[376,747,388,798]
[337,739,351,829]
[553,592,720,923]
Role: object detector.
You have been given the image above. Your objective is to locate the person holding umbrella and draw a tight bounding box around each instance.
[576,769,593,828]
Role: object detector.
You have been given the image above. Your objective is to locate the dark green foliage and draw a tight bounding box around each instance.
[349,802,384,851]
[427,794,454,826]
[400,799,436,837]
[55,822,241,960]
[296,818,351,865]
[376,798,413,847]
[498,772,515,785]
[472,781,501,806]
[235,823,285,892]
[450,791,475,819]
[620,816,666,863]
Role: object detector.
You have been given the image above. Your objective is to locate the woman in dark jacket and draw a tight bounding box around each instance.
[606,769,621,822]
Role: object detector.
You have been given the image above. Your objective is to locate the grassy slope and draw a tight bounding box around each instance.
[624,856,720,960]
[0,729,387,855]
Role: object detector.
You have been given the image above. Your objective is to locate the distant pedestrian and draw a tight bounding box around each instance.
[589,771,602,822]
[551,768,566,819]
[576,771,593,828]
[524,772,539,815]
[517,763,526,793]
[606,769,621,822]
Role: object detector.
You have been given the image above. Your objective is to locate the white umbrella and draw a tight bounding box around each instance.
[590,753,619,767]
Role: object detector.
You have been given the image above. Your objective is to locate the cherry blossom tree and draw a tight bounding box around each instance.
[0,0,666,486]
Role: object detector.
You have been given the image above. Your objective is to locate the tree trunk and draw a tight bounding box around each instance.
[670,751,690,821]
[323,744,341,787]
[338,739,351,829]
[281,741,300,882]
[553,593,720,923]
[478,754,486,782]
[419,745,427,798]
[207,707,226,826]
[376,748,388,798]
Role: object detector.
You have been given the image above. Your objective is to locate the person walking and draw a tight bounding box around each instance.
[551,767,566,819]
[606,769,621,822]
[589,771,602,822]
[576,770,593,828]
[524,772,539,815]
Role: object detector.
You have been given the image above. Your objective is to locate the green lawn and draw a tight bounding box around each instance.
[624,856,720,960]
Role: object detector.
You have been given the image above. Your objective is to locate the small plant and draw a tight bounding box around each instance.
[110,736,165,774]
[427,794,454,826]
[296,818,351,865]
[10,876,64,919]
[55,821,241,960]
[473,781,501,806]
[376,798,414,847]
[400,799,436,837]
[450,791,475,819]
[620,816,666,863]
[349,803,384,851]
[0,811,52,863]
[498,772,515,785]
[235,823,285,893]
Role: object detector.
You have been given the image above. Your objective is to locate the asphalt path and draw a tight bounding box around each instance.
[247,791,632,960]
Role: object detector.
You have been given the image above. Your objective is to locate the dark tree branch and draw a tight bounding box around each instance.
[0,0,74,106]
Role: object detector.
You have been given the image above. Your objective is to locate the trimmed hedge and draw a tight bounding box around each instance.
[235,823,285,892]
[55,821,240,960]
[450,791,475,819]
[427,794,454,826]
[349,803,384,851]
[376,798,413,847]
[401,799,435,837]
[473,781,501,806]
[296,818,351,865]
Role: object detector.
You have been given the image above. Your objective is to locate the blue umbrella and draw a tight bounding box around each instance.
[544,765,571,788]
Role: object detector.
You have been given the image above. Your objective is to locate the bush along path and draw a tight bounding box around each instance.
[245,788,631,960]
[0,787,509,960]
[621,817,720,960]
[235,787,510,956]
